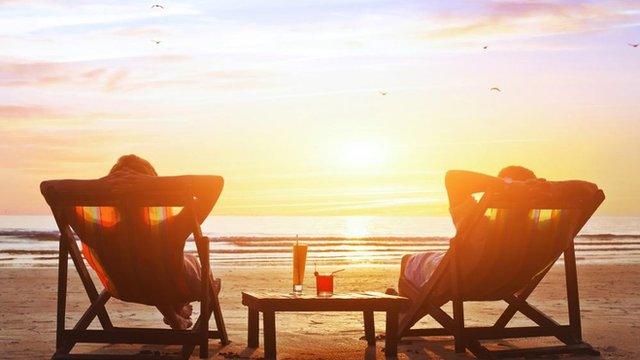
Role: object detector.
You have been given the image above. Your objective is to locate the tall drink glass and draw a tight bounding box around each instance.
[292,241,308,294]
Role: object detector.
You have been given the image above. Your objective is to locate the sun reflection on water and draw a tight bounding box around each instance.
[343,217,372,238]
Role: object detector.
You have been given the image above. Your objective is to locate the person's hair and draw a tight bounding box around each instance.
[109,154,157,176]
[498,165,536,181]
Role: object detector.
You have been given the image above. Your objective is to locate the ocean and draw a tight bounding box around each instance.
[1,216,639,267]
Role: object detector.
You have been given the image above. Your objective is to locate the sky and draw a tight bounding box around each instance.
[1,0,639,216]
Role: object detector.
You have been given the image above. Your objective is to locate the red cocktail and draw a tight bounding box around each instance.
[314,268,344,297]
[315,274,334,297]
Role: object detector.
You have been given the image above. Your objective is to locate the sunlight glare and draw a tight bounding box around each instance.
[341,141,385,168]
[343,217,371,238]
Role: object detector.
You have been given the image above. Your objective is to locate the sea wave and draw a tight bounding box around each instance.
[2,229,640,267]
[0,230,59,241]
[1,229,640,242]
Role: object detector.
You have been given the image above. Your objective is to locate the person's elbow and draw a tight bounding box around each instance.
[444,170,464,190]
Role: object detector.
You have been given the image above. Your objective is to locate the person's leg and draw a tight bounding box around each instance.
[183,254,202,297]
[156,254,214,330]
[183,254,219,300]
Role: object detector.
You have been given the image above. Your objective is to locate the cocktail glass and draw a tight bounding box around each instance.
[315,274,334,297]
[292,242,307,294]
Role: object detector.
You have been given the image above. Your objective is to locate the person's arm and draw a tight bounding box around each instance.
[170,176,223,242]
[444,170,506,207]
[186,192,216,225]
[104,173,220,223]
[40,170,144,203]
[179,176,222,224]
[550,179,598,201]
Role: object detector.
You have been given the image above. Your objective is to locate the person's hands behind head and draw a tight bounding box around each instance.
[499,178,547,202]
[100,169,155,194]
[487,178,508,194]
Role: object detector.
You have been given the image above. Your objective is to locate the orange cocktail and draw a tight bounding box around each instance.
[292,241,308,294]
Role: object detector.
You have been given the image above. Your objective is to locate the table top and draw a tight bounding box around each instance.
[242,291,410,312]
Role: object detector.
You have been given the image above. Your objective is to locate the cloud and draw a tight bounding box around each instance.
[87,68,277,93]
[103,68,128,91]
[424,0,640,41]
[80,67,108,80]
[0,116,166,176]
[0,54,278,93]
[0,102,133,129]
[0,60,107,88]
[0,105,56,118]
[0,129,119,173]
[109,26,170,38]
[0,2,199,36]
[0,56,186,91]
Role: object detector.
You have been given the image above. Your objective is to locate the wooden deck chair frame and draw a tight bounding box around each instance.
[396,189,605,359]
[41,179,229,360]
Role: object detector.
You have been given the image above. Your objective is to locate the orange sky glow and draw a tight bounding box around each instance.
[1,1,639,215]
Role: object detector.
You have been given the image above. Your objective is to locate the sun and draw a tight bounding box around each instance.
[341,141,385,168]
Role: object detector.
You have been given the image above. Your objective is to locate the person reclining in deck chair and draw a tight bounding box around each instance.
[89,154,218,330]
[400,167,537,291]
[387,166,596,295]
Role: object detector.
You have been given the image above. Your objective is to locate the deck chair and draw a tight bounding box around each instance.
[40,175,229,359]
[396,181,605,359]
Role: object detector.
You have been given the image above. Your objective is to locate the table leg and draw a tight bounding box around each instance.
[263,310,276,359]
[248,308,259,348]
[385,309,398,358]
[363,311,375,346]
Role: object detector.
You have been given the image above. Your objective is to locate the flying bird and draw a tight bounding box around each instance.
[490,87,501,92]
[151,4,164,9]
[380,91,387,96]
[151,39,162,45]
[629,43,639,48]
[483,45,488,50]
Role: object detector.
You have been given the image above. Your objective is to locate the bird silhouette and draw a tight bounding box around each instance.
[490,87,501,92]
[483,45,488,50]
[150,4,164,9]
[629,43,639,48]
[151,39,162,45]
[380,91,387,96]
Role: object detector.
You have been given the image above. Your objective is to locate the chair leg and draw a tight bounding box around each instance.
[503,294,576,345]
[199,291,209,358]
[564,242,583,342]
[211,286,229,345]
[452,300,465,353]
[55,237,69,353]
[197,236,211,359]
[493,265,551,329]
[181,310,210,359]
[199,325,209,358]
[64,233,112,329]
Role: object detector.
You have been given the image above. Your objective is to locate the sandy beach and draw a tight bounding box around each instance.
[3,0,640,359]
[0,262,638,359]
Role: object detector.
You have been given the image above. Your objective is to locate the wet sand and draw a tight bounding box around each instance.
[0,263,638,359]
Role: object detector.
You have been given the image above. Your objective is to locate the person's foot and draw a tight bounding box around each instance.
[176,303,193,319]
[163,314,193,330]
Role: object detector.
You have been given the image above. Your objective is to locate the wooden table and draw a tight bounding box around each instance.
[241,291,410,359]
